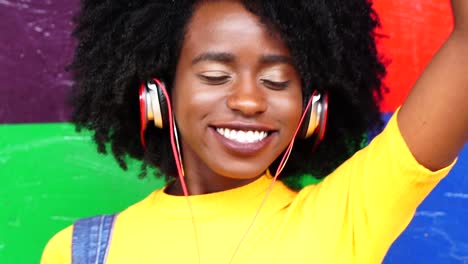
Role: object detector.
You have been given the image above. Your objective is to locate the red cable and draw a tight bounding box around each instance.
[152,78,189,196]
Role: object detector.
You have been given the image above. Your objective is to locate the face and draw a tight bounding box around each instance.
[172,1,303,191]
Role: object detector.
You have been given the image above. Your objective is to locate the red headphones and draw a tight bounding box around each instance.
[138,78,328,257]
[139,78,328,148]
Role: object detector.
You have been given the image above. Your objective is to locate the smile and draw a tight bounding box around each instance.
[215,128,269,143]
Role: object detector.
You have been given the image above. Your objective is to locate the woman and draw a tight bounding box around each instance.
[41,0,467,263]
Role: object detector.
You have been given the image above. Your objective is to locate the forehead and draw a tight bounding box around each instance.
[182,1,290,56]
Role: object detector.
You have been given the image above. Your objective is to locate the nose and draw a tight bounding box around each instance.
[226,79,267,116]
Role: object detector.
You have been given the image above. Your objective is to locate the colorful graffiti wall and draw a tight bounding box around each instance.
[0,0,466,263]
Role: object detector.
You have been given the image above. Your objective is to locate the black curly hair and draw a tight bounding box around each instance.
[69,0,387,188]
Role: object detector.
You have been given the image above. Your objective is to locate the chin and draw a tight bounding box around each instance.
[216,167,267,181]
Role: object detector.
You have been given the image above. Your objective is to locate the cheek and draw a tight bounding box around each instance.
[286,104,303,135]
[272,92,303,132]
[172,82,218,133]
[172,81,193,132]
[173,99,197,136]
[172,72,199,119]
[174,89,214,119]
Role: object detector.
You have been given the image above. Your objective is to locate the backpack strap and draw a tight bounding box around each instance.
[72,214,117,264]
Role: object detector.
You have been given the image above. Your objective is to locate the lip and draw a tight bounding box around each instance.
[209,126,276,156]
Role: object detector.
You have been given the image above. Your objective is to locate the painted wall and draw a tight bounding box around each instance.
[0,0,466,263]
[0,124,165,263]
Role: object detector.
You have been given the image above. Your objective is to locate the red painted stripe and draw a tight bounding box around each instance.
[374,0,453,112]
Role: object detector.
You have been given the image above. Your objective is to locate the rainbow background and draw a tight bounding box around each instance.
[0,0,467,263]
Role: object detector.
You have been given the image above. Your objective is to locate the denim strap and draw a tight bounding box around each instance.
[72,214,116,264]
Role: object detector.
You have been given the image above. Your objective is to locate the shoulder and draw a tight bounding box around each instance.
[295,109,454,209]
[40,225,73,264]
[40,191,160,264]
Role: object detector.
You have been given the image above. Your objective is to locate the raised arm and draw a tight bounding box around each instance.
[398,0,468,171]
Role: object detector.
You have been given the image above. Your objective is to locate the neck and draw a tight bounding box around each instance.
[165,173,263,196]
[166,138,269,196]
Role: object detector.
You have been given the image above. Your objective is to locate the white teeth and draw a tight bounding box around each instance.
[216,128,268,143]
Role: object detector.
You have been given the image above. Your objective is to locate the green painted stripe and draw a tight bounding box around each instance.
[0,123,164,264]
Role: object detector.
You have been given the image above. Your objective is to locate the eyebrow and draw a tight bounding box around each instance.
[259,54,294,65]
[192,52,235,65]
[191,52,294,66]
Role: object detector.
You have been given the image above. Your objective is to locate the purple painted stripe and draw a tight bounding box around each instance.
[0,0,77,123]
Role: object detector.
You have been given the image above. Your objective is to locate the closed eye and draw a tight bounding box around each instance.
[197,73,231,85]
[260,79,290,90]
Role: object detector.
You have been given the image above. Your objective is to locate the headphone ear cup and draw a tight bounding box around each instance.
[299,91,328,140]
[298,99,313,139]
[138,78,171,147]
[315,92,328,142]
[146,79,170,129]
[155,79,170,128]
[139,82,150,147]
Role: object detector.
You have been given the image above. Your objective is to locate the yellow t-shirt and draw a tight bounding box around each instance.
[41,112,454,264]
